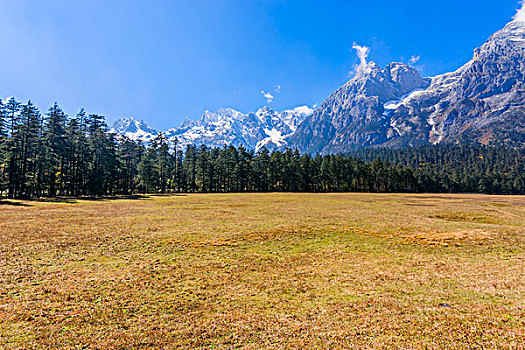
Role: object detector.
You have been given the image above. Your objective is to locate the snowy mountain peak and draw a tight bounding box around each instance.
[481,19,525,54]
[199,110,219,124]
[366,15,525,147]
[110,117,158,141]
[179,117,195,129]
[513,3,525,23]
[255,106,276,117]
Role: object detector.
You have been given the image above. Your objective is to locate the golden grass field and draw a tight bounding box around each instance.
[1,193,524,349]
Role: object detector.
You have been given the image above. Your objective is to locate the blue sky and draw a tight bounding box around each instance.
[0,0,521,129]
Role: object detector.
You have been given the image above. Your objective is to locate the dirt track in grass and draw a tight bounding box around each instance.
[1,193,524,349]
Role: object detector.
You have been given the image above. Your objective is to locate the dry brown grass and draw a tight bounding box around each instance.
[0,193,524,349]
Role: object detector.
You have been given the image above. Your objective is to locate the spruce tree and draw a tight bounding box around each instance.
[42,103,68,197]
[183,145,197,192]
[86,114,117,195]
[0,100,6,197]
[154,133,171,194]
[138,145,158,193]
[7,101,42,198]
[4,98,21,198]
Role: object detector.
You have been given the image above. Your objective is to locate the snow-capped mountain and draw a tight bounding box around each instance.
[291,14,525,153]
[110,106,313,151]
[111,117,159,143]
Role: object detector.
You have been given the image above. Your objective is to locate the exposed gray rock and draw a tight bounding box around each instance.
[384,19,525,148]
[289,62,430,153]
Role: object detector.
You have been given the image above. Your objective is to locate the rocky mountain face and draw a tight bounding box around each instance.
[385,19,525,148]
[289,62,431,153]
[291,17,525,153]
[110,106,313,151]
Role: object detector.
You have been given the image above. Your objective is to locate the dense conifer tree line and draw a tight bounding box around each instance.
[348,146,525,195]
[0,99,523,198]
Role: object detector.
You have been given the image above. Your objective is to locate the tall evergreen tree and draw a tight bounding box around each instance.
[183,145,198,192]
[17,102,42,198]
[0,100,6,197]
[42,103,68,196]
[117,136,143,195]
[138,145,158,194]
[4,98,21,198]
[63,110,91,196]
[86,114,117,195]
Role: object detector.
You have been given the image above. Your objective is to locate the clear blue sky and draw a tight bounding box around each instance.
[0,0,521,129]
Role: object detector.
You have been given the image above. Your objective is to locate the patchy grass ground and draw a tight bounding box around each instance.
[0,193,524,349]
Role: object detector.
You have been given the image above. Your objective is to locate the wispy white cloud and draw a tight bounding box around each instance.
[261,91,274,103]
[260,85,281,103]
[349,42,373,77]
[352,42,370,67]
[409,55,421,65]
[514,0,525,22]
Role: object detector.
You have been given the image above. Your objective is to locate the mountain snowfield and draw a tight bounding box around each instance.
[113,10,525,153]
[110,106,313,151]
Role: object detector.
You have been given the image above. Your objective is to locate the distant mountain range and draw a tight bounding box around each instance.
[112,15,525,153]
[110,106,313,151]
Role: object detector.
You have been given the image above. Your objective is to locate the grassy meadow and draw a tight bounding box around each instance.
[0,193,524,349]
